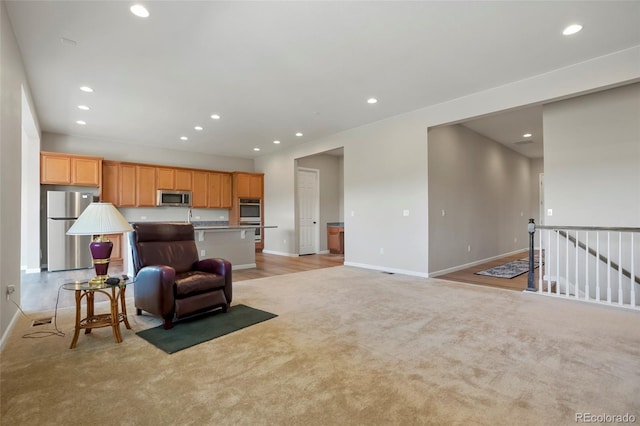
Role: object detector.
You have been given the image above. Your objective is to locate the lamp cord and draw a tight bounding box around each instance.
[9,285,66,339]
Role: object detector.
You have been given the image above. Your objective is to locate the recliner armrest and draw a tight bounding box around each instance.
[195,258,232,304]
[134,265,176,316]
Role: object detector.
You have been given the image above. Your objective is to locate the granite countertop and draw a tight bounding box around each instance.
[327,222,344,227]
[191,221,276,230]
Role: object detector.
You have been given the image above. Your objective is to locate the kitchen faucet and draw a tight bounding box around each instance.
[187,207,192,223]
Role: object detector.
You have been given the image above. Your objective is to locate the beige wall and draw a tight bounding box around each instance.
[41,132,254,172]
[543,83,640,227]
[256,46,640,277]
[428,124,531,274]
[1,0,41,345]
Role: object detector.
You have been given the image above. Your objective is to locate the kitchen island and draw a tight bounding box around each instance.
[193,225,270,270]
[123,222,276,273]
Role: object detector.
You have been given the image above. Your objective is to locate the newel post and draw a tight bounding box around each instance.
[526,218,537,292]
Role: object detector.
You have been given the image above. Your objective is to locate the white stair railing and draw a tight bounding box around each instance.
[526,221,640,310]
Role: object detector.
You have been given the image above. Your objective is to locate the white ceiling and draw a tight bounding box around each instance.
[6,1,640,159]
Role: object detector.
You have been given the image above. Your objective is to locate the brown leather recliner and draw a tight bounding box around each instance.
[129,222,232,329]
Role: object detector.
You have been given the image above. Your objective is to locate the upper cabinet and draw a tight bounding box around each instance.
[234,172,263,199]
[100,159,231,209]
[101,161,119,204]
[40,152,102,186]
[157,167,193,191]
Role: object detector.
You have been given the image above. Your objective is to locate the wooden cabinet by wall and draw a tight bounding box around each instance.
[235,172,263,199]
[136,165,156,207]
[101,161,119,204]
[104,233,123,262]
[40,152,101,186]
[328,226,345,254]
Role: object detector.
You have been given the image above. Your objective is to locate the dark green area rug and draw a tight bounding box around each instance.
[136,304,277,354]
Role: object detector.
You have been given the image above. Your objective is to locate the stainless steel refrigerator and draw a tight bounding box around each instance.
[47,191,94,271]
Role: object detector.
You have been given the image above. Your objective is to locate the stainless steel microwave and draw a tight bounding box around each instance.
[156,190,192,207]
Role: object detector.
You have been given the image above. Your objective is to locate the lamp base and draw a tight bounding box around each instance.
[90,236,113,287]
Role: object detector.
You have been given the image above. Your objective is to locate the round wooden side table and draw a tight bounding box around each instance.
[62,279,133,349]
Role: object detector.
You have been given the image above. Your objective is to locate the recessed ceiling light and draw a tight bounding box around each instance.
[78,105,90,110]
[80,86,93,93]
[130,4,150,18]
[295,132,303,137]
[180,136,188,141]
[273,140,280,144]
[210,114,221,120]
[563,24,583,35]
[76,120,86,125]
[523,133,532,138]
[367,98,378,104]
[194,126,203,131]
[253,148,260,151]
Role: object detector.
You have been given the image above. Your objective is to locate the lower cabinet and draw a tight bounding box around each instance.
[327,227,344,254]
[104,234,122,264]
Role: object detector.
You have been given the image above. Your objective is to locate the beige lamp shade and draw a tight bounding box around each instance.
[66,202,132,235]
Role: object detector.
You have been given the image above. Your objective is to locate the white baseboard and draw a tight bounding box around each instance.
[25,268,41,274]
[344,261,429,278]
[429,248,528,278]
[318,250,330,255]
[232,263,257,270]
[0,309,20,353]
[261,249,299,257]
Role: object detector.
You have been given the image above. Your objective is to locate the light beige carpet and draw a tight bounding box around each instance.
[1,266,639,425]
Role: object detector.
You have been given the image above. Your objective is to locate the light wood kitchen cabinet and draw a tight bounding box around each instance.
[328,226,345,254]
[234,172,263,199]
[207,172,232,208]
[191,170,209,208]
[101,161,119,204]
[156,167,175,190]
[118,163,137,207]
[156,167,193,191]
[40,152,101,186]
[175,169,193,191]
[136,165,156,207]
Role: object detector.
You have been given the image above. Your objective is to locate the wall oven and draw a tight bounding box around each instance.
[239,199,261,222]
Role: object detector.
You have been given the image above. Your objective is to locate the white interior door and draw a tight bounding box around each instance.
[298,168,319,255]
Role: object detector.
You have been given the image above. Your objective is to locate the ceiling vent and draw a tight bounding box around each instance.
[514,140,533,145]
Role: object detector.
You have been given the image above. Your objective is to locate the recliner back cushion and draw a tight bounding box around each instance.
[130,223,199,274]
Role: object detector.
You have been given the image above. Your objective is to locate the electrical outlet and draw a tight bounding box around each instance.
[379,248,384,255]
[200,250,205,257]
[467,245,471,252]
[6,285,15,300]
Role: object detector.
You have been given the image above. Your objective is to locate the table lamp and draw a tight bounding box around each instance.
[66,202,133,285]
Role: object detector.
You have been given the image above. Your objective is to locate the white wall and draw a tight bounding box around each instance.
[529,158,544,225]
[41,132,255,172]
[428,124,531,274]
[1,0,41,346]
[256,46,640,277]
[544,83,640,227]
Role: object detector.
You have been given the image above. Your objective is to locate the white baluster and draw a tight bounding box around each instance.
[585,232,590,301]
[606,232,611,304]
[539,231,543,293]
[575,231,580,299]
[596,232,600,302]
[631,233,636,308]
[555,230,560,295]
[565,230,570,297]
[618,232,623,306]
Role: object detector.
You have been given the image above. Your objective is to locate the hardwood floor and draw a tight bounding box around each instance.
[234,252,345,281]
[437,251,542,292]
